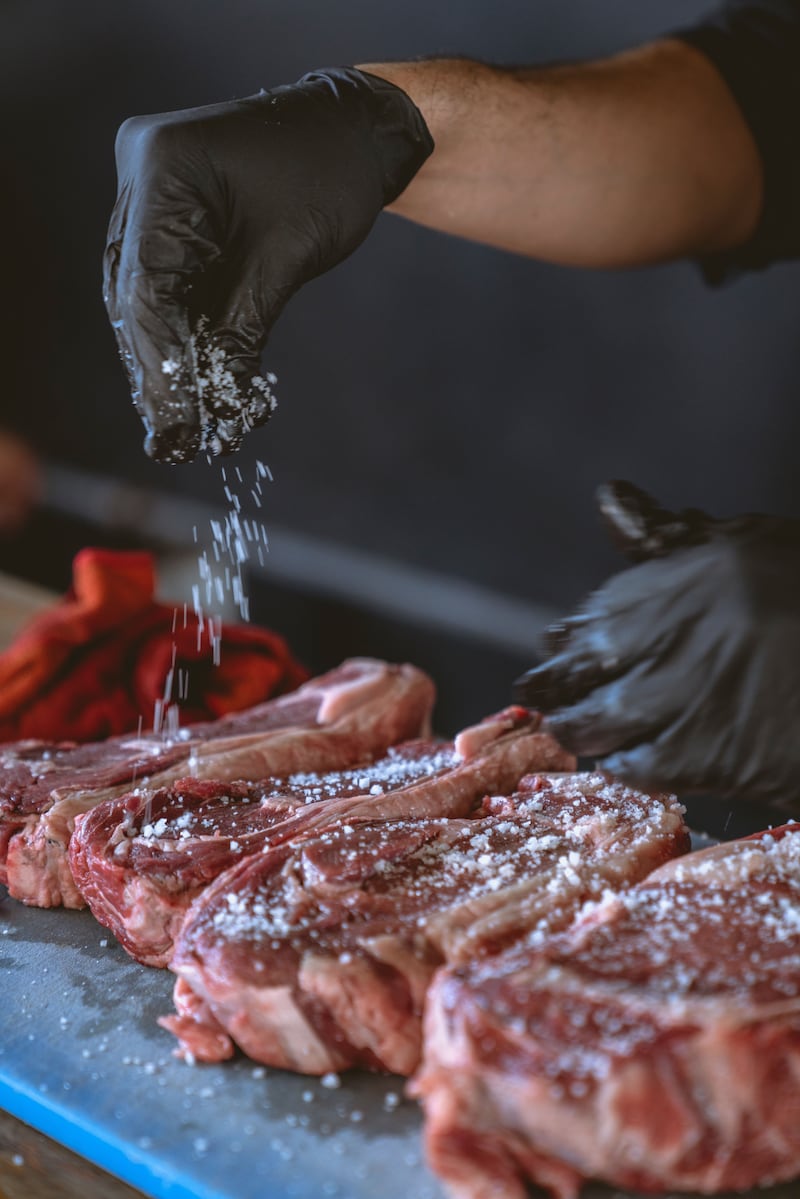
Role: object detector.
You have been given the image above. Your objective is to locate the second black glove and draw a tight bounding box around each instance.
[515,482,800,806]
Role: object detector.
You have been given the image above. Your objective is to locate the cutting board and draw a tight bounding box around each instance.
[0,893,442,1199]
[1,889,799,1199]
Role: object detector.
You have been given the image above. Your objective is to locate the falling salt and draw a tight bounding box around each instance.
[139,459,276,743]
[189,458,275,652]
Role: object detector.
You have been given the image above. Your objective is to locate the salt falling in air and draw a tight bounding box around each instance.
[146,460,274,742]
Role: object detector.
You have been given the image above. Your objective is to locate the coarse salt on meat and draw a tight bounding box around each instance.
[161,773,687,1076]
[413,822,800,1199]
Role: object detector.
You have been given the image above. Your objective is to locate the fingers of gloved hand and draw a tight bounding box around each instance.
[103,189,141,405]
[539,615,598,658]
[518,596,640,711]
[106,262,188,456]
[517,555,712,715]
[597,743,673,795]
[191,360,275,458]
[596,479,712,562]
[540,665,686,758]
[596,479,670,560]
[188,273,282,456]
[110,266,201,462]
[596,703,742,797]
[598,738,728,799]
[598,678,791,803]
[104,115,227,461]
[514,646,624,711]
[110,204,223,462]
[573,551,718,655]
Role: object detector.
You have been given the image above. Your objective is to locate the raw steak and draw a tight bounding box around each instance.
[414,823,800,1199]
[71,708,571,968]
[162,773,686,1076]
[1,659,433,908]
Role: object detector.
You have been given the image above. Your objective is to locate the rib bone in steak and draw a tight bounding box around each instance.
[413,823,800,1199]
[71,708,572,968]
[162,772,686,1076]
[0,659,434,908]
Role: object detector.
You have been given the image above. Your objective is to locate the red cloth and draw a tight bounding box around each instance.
[0,548,308,743]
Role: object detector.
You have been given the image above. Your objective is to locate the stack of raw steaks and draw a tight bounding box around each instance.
[3,658,799,1198]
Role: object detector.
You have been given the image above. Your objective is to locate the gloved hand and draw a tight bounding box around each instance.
[103,68,433,463]
[514,481,800,805]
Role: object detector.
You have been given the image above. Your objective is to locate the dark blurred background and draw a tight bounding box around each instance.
[1,0,799,790]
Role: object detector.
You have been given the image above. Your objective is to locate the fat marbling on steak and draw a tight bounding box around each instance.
[70,707,572,968]
[414,823,800,1199]
[1,659,434,908]
[161,772,686,1076]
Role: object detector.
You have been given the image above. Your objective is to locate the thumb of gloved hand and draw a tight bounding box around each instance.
[597,479,713,563]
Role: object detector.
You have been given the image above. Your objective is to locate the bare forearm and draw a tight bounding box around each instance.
[360,43,763,268]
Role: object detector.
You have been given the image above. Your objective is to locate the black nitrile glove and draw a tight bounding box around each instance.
[103,69,433,463]
[515,481,800,806]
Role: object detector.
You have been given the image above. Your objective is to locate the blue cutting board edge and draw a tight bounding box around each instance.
[0,1071,216,1199]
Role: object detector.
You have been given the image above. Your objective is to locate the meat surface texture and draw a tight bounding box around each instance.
[1,659,434,909]
[73,708,571,968]
[414,823,800,1199]
[162,772,686,1076]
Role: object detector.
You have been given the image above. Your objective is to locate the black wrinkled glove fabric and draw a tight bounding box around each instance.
[515,481,800,805]
[103,68,433,463]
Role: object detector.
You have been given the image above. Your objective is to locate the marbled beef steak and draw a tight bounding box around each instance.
[414,824,800,1199]
[2,659,434,908]
[71,707,570,967]
[161,772,686,1076]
